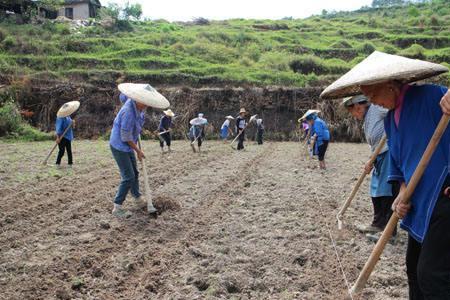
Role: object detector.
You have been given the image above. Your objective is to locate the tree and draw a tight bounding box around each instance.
[38,0,64,11]
[123,1,142,20]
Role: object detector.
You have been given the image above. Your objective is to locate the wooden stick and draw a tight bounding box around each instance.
[336,135,387,229]
[350,114,450,296]
[42,122,73,165]
[137,137,158,214]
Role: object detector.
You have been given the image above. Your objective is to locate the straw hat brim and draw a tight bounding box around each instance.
[298,109,320,122]
[190,117,208,126]
[118,83,170,109]
[342,95,368,107]
[164,109,175,117]
[225,115,234,120]
[57,101,80,118]
[320,51,449,100]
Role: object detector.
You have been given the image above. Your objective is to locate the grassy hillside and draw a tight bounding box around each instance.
[0,1,449,87]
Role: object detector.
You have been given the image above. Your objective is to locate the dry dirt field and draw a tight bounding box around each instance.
[0,140,409,300]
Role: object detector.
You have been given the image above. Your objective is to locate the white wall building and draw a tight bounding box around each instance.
[58,0,101,20]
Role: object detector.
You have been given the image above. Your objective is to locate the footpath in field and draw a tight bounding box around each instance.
[0,141,408,299]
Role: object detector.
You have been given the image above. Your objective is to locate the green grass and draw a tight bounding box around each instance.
[0,1,449,86]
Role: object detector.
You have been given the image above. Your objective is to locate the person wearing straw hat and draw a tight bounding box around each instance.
[343,95,398,239]
[321,51,450,299]
[55,101,79,167]
[301,110,330,169]
[109,83,169,218]
[159,109,175,153]
[189,113,208,152]
[256,118,264,145]
[220,115,234,142]
[236,108,247,150]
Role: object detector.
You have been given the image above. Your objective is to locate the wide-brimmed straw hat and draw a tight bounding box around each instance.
[190,117,208,126]
[57,101,80,118]
[298,109,320,122]
[342,95,369,107]
[320,51,449,100]
[225,115,234,120]
[118,83,170,109]
[239,108,247,114]
[164,109,175,117]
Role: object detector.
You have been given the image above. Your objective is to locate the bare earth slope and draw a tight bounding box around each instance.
[0,141,408,299]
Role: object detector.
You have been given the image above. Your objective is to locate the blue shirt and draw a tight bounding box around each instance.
[110,99,145,152]
[55,116,74,141]
[189,125,203,139]
[159,115,172,132]
[385,84,449,243]
[310,117,330,148]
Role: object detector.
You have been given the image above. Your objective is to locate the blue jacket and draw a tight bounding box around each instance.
[310,117,330,152]
[385,84,449,242]
[55,116,73,141]
[110,99,145,152]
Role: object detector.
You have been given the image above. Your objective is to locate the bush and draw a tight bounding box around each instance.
[383,45,397,54]
[1,36,16,50]
[408,7,420,18]
[400,44,426,59]
[358,42,376,55]
[289,56,325,74]
[0,101,52,141]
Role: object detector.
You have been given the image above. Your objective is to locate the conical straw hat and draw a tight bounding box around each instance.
[57,101,80,118]
[190,117,208,126]
[298,109,320,122]
[320,51,448,99]
[163,109,175,117]
[342,95,368,107]
[225,115,234,120]
[118,83,170,109]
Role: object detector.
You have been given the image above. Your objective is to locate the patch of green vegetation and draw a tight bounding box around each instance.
[0,1,448,86]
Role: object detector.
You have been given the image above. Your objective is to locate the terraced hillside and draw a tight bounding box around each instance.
[0,1,449,87]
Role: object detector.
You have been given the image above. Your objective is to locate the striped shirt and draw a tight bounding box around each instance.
[363,104,388,153]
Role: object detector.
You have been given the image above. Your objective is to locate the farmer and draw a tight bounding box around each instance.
[256,118,264,145]
[110,83,170,218]
[55,101,79,167]
[301,110,330,169]
[159,109,175,153]
[321,51,450,299]
[301,120,309,140]
[236,108,247,150]
[189,113,207,152]
[220,115,234,142]
[343,95,398,239]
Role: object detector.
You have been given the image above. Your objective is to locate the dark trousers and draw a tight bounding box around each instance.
[159,132,171,147]
[406,178,450,299]
[372,182,399,234]
[237,131,245,150]
[257,130,264,145]
[56,137,72,165]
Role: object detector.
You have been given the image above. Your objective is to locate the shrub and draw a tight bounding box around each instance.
[2,36,16,50]
[358,42,376,55]
[408,7,420,18]
[400,44,426,59]
[289,56,325,74]
[383,45,397,54]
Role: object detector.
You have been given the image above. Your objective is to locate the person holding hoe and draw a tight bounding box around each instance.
[158,109,175,153]
[256,118,264,145]
[189,113,208,152]
[343,95,398,240]
[55,101,80,167]
[220,115,234,142]
[109,83,170,218]
[321,51,450,299]
[235,108,247,150]
[300,109,330,169]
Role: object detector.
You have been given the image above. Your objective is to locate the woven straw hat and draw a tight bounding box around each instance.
[342,95,369,107]
[239,108,247,114]
[164,109,175,117]
[57,101,80,118]
[118,83,170,109]
[320,51,448,99]
[190,117,208,126]
[225,115,234,120]
[298,109,320,122]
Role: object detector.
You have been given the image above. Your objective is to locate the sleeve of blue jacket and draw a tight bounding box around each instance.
[120,109,135,142]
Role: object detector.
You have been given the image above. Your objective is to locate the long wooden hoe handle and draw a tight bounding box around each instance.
[42,122,73,165]
[138,136,157,214]
[337,135,387,229]
[350,114,450,296]
[230,125,247,147]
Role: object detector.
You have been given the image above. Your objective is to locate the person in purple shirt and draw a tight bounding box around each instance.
[109,98,147,218]
[55,116,74,166]
[362,81,450,299]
